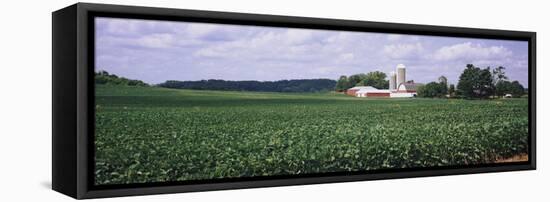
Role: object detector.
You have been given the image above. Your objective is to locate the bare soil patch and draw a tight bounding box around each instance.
[495,154,528,163]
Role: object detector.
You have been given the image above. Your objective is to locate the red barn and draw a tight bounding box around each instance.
[365,92,391,97]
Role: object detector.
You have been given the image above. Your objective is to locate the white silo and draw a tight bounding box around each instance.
[389,71,397,90]
[396,64,406,86]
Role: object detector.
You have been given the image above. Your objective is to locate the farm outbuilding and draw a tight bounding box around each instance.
[346,64,422,98]
[397,82,420,93]
[346,86,363,96]
[355,86,391,98]
[346,86,375,96]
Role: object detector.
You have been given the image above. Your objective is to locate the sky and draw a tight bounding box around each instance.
[95,17,529,86]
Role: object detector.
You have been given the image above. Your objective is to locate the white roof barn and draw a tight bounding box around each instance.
[355,86,391,97]
[348,86,377,91]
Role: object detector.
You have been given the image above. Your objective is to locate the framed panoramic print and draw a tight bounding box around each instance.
[52,3,536,199]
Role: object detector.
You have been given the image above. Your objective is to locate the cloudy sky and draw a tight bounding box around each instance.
[95,17,529,86]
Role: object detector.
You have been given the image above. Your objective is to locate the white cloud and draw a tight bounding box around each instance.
[193,29,326,62]
[338,53,355,61]
[96,33,183,51]
[99,18,140,36]
[185,24,219,38]
[387,34,402,41]
[283,29,314,45]
[432,42,512,61]
[136,33,174,48]
[323,32,366,44]
[383,42,424,59]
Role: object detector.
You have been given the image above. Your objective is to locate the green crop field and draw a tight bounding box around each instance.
[94,84,529,185]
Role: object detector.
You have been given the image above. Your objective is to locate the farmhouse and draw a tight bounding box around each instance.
[346,64,422,98]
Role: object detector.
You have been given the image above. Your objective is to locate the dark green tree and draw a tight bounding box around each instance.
[438,76,448,86]
[495,80,525,98]
[438,75,448,95]
[510,81,525,98]
[358,71,389,89]
[95,71,149,87]
[348,73,368,87]
[492,66,508,97]
[495,80,512,96]
[457,64,494,99]
[335,75,350,92]
[448,84,455,97]
[479,67,494,97]
[417,82,447,98]
[492,66,508,85]
[457,64,477,98]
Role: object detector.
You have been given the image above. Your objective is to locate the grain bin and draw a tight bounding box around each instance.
[389,71,397,90]
[396,64,406,86]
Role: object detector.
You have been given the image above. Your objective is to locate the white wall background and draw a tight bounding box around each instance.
[0,0,547,201]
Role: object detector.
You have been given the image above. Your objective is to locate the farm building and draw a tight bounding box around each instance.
[355,86,391,97]
[346,86,360,96]
[346,86,392,97]
[346,64,422,98]
[397,82,419,93]
[391,82,421,97]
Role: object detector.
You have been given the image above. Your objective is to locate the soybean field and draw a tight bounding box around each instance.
[94,85,529,185]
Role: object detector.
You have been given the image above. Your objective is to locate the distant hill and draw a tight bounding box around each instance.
[158,79,337,93]
[95,71,149,87]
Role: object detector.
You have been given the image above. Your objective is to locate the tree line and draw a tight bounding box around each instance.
[158,79,337,93]
[418,64,526,99]
[335,71,389,91]
[95,71,149,87]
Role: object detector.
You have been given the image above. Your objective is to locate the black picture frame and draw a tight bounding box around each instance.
[52,2,536,199]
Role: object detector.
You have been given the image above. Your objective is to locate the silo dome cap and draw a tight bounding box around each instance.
[397,64,406,69]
